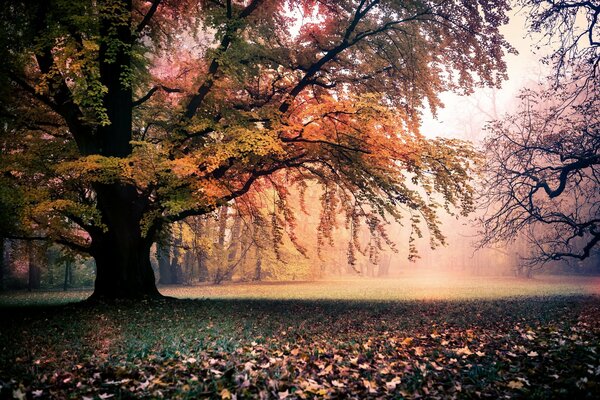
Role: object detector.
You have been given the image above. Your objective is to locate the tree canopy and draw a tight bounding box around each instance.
[0,0,512,298]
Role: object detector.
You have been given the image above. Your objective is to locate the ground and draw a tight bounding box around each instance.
[1,276,599,399]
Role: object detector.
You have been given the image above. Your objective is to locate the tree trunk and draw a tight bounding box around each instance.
[253,247,263,281]
[63,259,72,291]
[157,241,174,285]
[183,251,193,284]
[197,250,209,282]
[89,185,160,300]
[378,254,391,277]
[224,213,242,281]
[189,216,210,282]
[83,0,162,300]
[90,232,159,299]
[214,206,229,283]
[170,224,183,284]
[0,237,5,291]
[27,241,40,291]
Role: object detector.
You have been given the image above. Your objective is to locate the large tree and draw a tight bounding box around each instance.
[479,0,600,268]
[0,0,511,299]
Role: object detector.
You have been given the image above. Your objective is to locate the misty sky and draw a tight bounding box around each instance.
[421,7,547,142]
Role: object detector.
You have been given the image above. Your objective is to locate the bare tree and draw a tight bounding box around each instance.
[479,1,600,269]
[479,83,600,267]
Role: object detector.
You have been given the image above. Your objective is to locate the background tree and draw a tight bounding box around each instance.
[480,0,600,268]
[0,0,512,299]
[480,84,600,267]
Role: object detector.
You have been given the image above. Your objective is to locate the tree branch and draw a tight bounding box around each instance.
[133,85,182,107]
[184,0,263,119]
[135,0,162,35]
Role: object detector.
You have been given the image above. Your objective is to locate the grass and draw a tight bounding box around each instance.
[2,274,599,306]
[1,276,599,399]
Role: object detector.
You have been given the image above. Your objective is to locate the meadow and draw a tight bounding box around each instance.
[1,276,599,399]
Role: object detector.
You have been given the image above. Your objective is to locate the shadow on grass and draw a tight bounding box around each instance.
[1,294,599,399]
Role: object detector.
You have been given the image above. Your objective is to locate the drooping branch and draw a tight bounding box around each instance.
[3,233,91,254]
[281,136,372,154]
[167,155,310,222]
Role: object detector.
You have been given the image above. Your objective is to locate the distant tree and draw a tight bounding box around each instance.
[0,238,5,291]
[156,240,175,285]
[480,0,600,268]
[480,85,600,267]
[26,241,42,291]
[0,0,512,299]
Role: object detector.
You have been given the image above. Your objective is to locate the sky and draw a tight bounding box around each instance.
[420,7,547,142]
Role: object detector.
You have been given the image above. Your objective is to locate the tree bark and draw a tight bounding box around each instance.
[90,232,159,299]
[89,185,160,299]
[194,218,210,282]
[224,212,242,281]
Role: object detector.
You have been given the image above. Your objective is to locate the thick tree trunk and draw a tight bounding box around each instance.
[83,0,161,300]
[91,233,159,299]
[89,184,160,300]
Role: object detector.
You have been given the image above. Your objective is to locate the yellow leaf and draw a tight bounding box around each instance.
[454,346,473,356]
[507,381,524,389]
[220,388,232,399]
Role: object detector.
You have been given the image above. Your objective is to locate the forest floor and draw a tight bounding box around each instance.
[1,277,600,399]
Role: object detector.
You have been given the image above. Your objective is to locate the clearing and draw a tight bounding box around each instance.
[1,276,599,399]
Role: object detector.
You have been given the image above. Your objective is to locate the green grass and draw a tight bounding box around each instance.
[1,275,599,306]
[161,275,600,301]
[1,276,599,399]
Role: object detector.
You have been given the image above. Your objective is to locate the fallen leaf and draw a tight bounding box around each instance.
[507,381,524,389]
[221,388,232,400]
[386,377,401,391]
